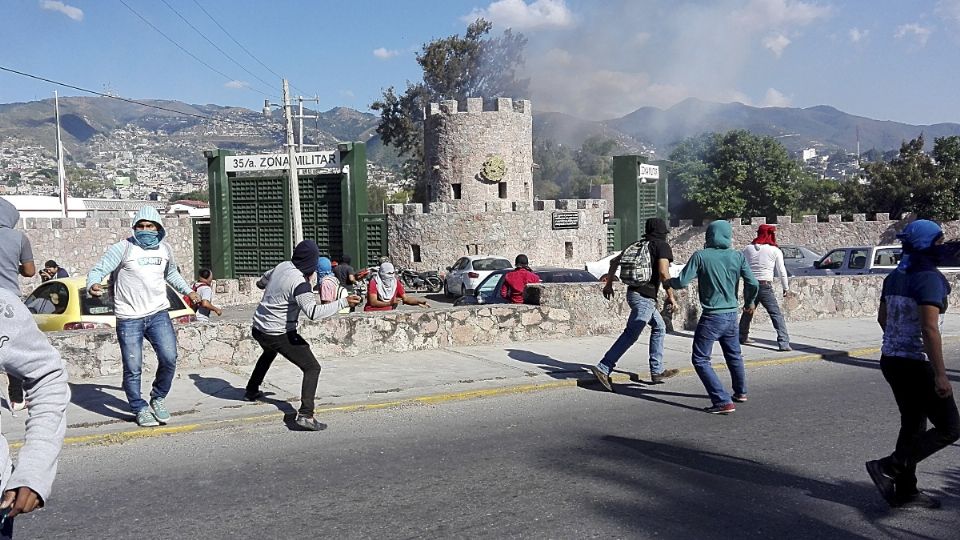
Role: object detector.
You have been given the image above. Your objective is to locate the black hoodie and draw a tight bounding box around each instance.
[632,217,673,299]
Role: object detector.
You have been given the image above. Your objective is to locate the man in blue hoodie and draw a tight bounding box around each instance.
[86,207,201,427]
[668,220,760,414]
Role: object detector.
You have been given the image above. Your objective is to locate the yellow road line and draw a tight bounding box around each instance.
[11,343,908,449]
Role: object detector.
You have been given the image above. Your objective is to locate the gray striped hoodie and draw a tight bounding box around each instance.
[252,261,348,334]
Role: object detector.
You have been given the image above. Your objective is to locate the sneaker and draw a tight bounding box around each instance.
[150,397,171,424]
[590,365,613,392]
[244,390,264,402]
[740,338,754,345]
[651,368,680,384]
[779,345,793,352]
[703,403,736,414]
[896,491,941,510]
[136,409,160,427]
[10,401,25,412]
[294,415,327,431]
[732,393,748,403]
[865,459,897,505]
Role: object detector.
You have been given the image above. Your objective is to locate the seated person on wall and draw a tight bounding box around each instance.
[500,254,541,304]
[364,262,429,312]
[316,257,350,314]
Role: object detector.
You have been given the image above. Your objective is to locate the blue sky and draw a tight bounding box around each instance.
[1,0,959,124]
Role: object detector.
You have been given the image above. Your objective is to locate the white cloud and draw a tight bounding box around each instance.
[224,80,249,89]
[373,47,400,60]
[849,27,868,43]
[40,0,83,21]
[937,0,960,24]
[463,0,573,30]
[340,90,356,99]
[760,88,792,107]
[730,0,831,30]
[895,23,932,46]
[762,34,791,57]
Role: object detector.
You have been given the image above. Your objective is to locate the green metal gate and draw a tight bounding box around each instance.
[230,176,291,276]
[606,218,621,254]
[192,217,211,276]
[359,213,388,265]
[300,175,343,259]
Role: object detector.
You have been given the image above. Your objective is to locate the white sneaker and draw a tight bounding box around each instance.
[10,401,25,412]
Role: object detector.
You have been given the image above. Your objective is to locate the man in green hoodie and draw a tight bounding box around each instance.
[668,220,759,414]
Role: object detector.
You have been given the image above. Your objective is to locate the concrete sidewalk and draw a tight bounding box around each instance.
[6,314,954,445]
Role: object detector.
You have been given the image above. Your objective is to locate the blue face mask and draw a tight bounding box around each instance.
[134,230,160,248]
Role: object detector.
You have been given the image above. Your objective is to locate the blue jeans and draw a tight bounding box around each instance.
[739,282,790,347]
[691,312,746,406]
[598,291,666,376]
[116,311,178,413]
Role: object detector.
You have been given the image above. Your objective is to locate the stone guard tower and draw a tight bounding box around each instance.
[424,97,533,207]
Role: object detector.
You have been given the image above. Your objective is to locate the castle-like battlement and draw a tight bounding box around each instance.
[386,198,607,216]
[668,212,905,227]
[428,97,532,116]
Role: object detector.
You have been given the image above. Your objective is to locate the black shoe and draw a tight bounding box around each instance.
[895,491,941,509]
[243,390,264,402]
[703,403,736,414]
[740,338,754,345]
[651,368,680,384]
[590,365,613,392]
[779,345,793,352]
[865,459,897,506]
[295,415,328,431]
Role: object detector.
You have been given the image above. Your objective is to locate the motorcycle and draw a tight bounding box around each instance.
[397,267,443,293]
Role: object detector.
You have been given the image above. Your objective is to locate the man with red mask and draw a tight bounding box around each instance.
[739,224,791,351]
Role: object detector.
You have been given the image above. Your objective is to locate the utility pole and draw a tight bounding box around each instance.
[283,79,304,244]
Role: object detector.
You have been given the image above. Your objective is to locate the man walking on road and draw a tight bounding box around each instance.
[86,206,200,427]
[0,288,70,539]
[245,240,360,431]
[591,218,680,391]
[669,220,759,414]
[739,224,791,351]
[0,198,37,413]
[866,220,960,509]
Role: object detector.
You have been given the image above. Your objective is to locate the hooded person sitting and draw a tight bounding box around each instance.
[363,262,429,311]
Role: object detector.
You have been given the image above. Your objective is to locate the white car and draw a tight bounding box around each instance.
[585,251,683,281]
[444,256,513,297]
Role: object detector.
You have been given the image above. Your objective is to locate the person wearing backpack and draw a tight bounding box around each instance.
[668,220,760,414]
[192,268,222,322]
[591,217,680,391]
[86,206,201,427]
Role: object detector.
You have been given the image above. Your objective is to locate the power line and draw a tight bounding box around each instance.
[0,65,266,129]
[190,0,308,97]
[158,0,277,96]
[117,0,276,100]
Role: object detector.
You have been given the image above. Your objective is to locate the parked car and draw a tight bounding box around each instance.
[585,251,683,281]
[24,276,196,332]
[778,245,822,274]
[790,245,902,276]
[454,267,599,306]
[444,256,512,297]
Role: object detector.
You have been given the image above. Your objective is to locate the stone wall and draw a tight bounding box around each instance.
[386,199,608,272]
[424,97,534,206]
[16,216,195,295]
[665,214,960,263]
[50,274,960,379]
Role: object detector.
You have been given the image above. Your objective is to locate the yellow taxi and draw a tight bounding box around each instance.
[24,276,196,332]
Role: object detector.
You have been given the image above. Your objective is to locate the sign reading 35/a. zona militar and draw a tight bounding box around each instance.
[224,151,340,172]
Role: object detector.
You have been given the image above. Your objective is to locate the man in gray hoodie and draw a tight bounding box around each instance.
[87,207,200,427]
[0,198,36,412]
[0,287,70,538]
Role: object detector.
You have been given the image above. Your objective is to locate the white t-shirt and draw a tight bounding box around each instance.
[742,244,789,291]
[194,283,214,321]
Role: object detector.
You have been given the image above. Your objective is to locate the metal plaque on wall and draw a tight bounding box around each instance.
[552,210,580,230]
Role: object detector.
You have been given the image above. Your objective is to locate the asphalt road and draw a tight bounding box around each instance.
[15,345,960,539]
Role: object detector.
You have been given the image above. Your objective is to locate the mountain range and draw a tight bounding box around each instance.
[2,96,958,170]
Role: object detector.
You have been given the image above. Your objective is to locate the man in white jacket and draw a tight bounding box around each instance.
[739,224,792,351]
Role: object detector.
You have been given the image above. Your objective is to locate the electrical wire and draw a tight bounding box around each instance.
[117,0,276,100]
[158,0,278,97]
[0,65,267,129]
[190,0,308,97]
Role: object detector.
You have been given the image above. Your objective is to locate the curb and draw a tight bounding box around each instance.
[16,342,898,450]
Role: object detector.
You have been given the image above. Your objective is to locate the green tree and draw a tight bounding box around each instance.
[170,190,209,203]
[371,19,528,202]
[668,130,801,220]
